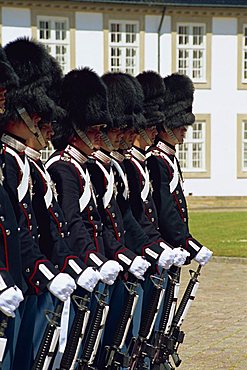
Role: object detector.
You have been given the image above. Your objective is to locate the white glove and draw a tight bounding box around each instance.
[128,256,151,281]
[100,260,123,285]
[47,273,76,301]
[0,286,24,317]
[173,248,190,267]
[194,246,213,266]
[77,267,102,292]
[158,242,175,270]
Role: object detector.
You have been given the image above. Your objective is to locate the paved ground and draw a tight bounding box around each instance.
[176,258,247,370]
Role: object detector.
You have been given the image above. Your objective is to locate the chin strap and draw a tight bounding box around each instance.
[165,127,179,145]
[138,129,152,146]
[72,124,94,150]
[16,106,46,148]
[119,138,129,150]
[100,131,114,152]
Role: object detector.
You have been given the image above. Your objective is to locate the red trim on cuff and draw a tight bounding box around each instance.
[60,255,79,272]
[28,259,50,295]
[114,247,128,260]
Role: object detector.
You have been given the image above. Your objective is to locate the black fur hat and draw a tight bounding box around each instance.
[0,46,19,90]
[124,74,146,131]
[162,73,195,129]
[3,37,64,125]
[101,72,136,130]
[60,68,112,132]
[4,37,53,90]
[4,37,63,101]
[2,85,58,126]
[136,70,165,128]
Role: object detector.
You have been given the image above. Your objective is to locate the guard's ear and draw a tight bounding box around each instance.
[31,113,41,126]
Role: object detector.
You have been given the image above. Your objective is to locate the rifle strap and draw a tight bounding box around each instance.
[52,297,71,370]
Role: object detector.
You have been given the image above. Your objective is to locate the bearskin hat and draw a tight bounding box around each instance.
[4,37,54,91]
[136,71,165,128]
[3,37,63,122]
[162,73,195,129]
[0,46,19,90]
[123,74,147,131]
[101,72,138,130]
[60,67,112,130]
[2,85,58,126]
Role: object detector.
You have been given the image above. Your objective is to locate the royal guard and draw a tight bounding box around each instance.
[146,73,213,265]
[2,38,77,370]
[0,46,24,370]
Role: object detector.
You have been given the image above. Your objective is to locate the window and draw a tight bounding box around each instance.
[242,25,247,83]
[109,20,139,75]
[243,121,247,171]
[177,114,211,178]
[176,23,206,82]
[237,115,247,177]
[37,16,70,73]
[172,16,211,89]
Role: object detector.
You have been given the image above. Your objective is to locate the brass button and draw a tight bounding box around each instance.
[5,229,10,236]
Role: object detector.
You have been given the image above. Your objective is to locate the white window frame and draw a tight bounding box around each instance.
[37,16,70,73]
[108,20,140,76]
[241,120,247,171]
[242,24,247,83]
[177,121,206,173]
[176,23,207,83]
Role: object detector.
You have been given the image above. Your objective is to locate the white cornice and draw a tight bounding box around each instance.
[0,1,247,17]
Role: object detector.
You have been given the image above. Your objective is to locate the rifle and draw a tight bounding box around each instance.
[32,301,63,370]
[104,275,139,370]
[128,270,166,370]
[164,265,202,368]
[150,266,181,370]
[0,315,8,369]
[57,292,91,370]
[77,285,109,370]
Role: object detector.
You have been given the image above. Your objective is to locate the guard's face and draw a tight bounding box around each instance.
[40,122,54,147]
[145,125,158,144]
[123,128,137,148]
[107,128,123,150]
[86,125,103,147]
[173,125,188,144]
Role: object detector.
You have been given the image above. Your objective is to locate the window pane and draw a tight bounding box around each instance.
[193,26,204,45]
[110,23,121,43]
[39,20,50,40]
[126,24,137,43]
[55,21,66,41]
[178,26,189,45]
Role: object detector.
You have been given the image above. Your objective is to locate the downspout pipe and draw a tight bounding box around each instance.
[157,5,166,73]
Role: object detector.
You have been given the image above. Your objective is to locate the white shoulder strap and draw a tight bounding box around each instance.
[46,155,92,212]
[5,146,30,202]
[29,159,53,209]
[130,157,150,201]
[95,160,114,208]
[111,158,129,200]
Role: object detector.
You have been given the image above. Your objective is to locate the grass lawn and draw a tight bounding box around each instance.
[189,211,247,257]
